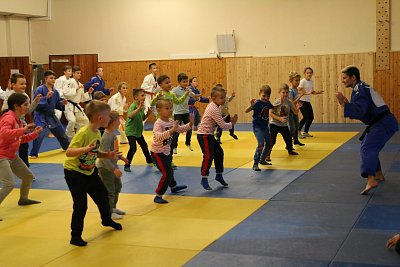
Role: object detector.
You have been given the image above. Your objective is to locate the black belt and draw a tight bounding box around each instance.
[359,110,391,141]
[67,100,83,113]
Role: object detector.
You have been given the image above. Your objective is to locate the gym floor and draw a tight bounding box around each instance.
[1,124,399,267]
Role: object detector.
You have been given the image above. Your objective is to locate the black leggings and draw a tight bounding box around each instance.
[299,101,314,133]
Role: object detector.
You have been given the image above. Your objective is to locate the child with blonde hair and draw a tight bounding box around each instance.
[197,86,238,190]
[288,71,305,146]
[97,111,129,219]
[64,100,122,246]
[245,85,274,171]
[151,99,192,204]
[269,84,301,156]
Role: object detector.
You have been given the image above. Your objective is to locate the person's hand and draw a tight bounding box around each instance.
[108,87,114,93]
[79,84,84,89]
[231,114,238,125]
[23,123,36,133]
[85,140,97,153]
[46,91,54,99]
[386,234,400,249]
[171,120,179,132]
[34,126,43,134]
[296,102,302,110]
[114,168,123,178]
[279,116,288,123]
[62,99,68,105]
[335,92,349,107]
[92,82,99,87]
[34,94,42,102]
[88,87,94,94]
[231,91,236,97]
[137,101,144,110]
[250,98,257,106]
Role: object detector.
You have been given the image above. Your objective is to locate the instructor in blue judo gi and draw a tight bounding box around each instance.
[336,65,398,195]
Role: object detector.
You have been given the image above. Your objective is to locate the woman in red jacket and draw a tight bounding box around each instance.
[0,93,43,220]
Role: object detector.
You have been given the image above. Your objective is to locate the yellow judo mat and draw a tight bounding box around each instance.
[30,131,358,170]
[0,190,266,267]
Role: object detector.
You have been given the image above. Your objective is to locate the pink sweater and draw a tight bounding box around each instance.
[0,110,38,159]
[151,118,191,155]
[197,102,232,135]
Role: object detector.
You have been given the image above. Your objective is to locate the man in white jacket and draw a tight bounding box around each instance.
[141,63,160,115]
[63,66,92,138]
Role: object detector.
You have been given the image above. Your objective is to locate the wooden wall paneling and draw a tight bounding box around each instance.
[74,54,98,85]
[0,56,31,97]
[49,55,74,77]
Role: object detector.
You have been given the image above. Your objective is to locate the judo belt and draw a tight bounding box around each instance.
[67,100,84,114]
[359,110,391,141]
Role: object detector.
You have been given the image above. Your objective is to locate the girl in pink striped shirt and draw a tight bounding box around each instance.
[151,99,193,204]
[197,86,238,190]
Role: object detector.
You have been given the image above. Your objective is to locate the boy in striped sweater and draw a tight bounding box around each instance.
[150,99,193,204]
[197,86,238,190]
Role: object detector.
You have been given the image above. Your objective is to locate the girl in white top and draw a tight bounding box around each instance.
[298,67,323,137]
[108,82,129,144]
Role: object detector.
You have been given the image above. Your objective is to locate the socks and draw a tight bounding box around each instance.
[102,220,123,230]
[201,177,212,190]
[18,199,41,206]
[154,196,168,204]
[215,173,228,186]
[70,236,87,247]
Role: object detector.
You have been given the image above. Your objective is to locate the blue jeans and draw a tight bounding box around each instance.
[253,127,271,164]
[30,125,70,157]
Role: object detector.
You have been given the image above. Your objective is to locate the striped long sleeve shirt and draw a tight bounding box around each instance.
[151,118,191,155]
[197,102,232,135]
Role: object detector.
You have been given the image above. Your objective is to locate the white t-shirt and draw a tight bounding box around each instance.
[299,78,314,102]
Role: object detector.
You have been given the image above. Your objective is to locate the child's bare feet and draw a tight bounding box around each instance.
[361,176,378,195]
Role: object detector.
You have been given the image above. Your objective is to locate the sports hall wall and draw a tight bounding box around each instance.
[0,0,399,122]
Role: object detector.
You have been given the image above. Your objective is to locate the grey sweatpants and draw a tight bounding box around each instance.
[0,156,34,204]
[98,167,122,213]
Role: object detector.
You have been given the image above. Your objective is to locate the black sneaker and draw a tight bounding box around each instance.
[171,185,187,193]
[259,160,272,165]
[288,151,299,155]
[154,196,168,204]
[252,164,261,171]
[230,134,238,140]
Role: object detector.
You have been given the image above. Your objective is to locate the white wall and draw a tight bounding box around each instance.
[0,16,30,57]
[0,0,47,17]
[391,0,400,51]
[0,0,393,63]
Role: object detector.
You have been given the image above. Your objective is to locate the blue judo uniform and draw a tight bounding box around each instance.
[188,85,209,127]
[344,81,398,178]
[30,85,70,157]
[85,75,111,96]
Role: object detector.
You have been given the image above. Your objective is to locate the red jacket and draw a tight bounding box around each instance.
[0,110,38,159]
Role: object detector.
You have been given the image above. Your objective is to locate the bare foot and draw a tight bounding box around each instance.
[375,170,385,181]
[361,176,378,195]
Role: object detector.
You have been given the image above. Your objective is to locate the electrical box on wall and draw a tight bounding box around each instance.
[216,34,236,53]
